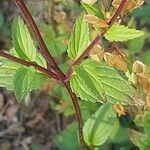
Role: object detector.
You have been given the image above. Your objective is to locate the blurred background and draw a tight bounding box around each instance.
[0,0,150,150]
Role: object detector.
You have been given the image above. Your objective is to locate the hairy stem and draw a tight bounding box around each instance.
[64,82,87,150]
[66,0,127,78]
[0,50,61,81]
[14,0,65,78]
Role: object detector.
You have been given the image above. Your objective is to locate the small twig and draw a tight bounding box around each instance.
[66,0,127,79]
[0,50,61,81]
[14,0,65,79]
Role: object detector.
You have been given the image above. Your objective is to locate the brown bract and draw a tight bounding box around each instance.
[104,52,128,72]
[133,61,149,91]
[89,45,104,62]
[113,103,126,117]
[84,15,109,29]
[112,0,144,15]
[133,61,150,107]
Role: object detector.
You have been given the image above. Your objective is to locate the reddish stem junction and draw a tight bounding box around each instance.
[0,0,127,149]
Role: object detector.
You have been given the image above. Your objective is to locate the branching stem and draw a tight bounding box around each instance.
[0,0,127,149]
[14,0,65,79]
[0,50,60,80]
[66,0,127,78]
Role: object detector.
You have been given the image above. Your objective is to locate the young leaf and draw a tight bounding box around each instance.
[70,59,139,105]
[13,67,47,102]
[12,17,37,61]
[83,103,117,146]
[105,24,144,42]
[82,3,104,19]
[0,57,21,90]
[67,14,90,59]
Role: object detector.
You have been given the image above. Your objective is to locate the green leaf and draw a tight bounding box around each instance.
[105,24,144,42]
[132,4,150,18]
[67,14,90,59]
[35,54,47,68]
[142,50,150,66]
[10,46,47,68]
[131,130,150,150]
[0,57,21,90]
[82,3,104,19]
[12,17,37,61]
[128,34,146,55]
[13,67,47,102]
[56,123,80,150]
[134,108,150,135]
[70,59,138,105]
[83,103,116,146]
[110,119,130,143]
[132,109,150,149]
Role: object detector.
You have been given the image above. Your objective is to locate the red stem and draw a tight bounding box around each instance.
[14,0,65,78]
[108,0,127,26]
[66,0,127,78]
[0,50,60,81]
[64,82,88,150]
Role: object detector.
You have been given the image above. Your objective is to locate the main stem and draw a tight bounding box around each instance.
[64,82,87,150]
